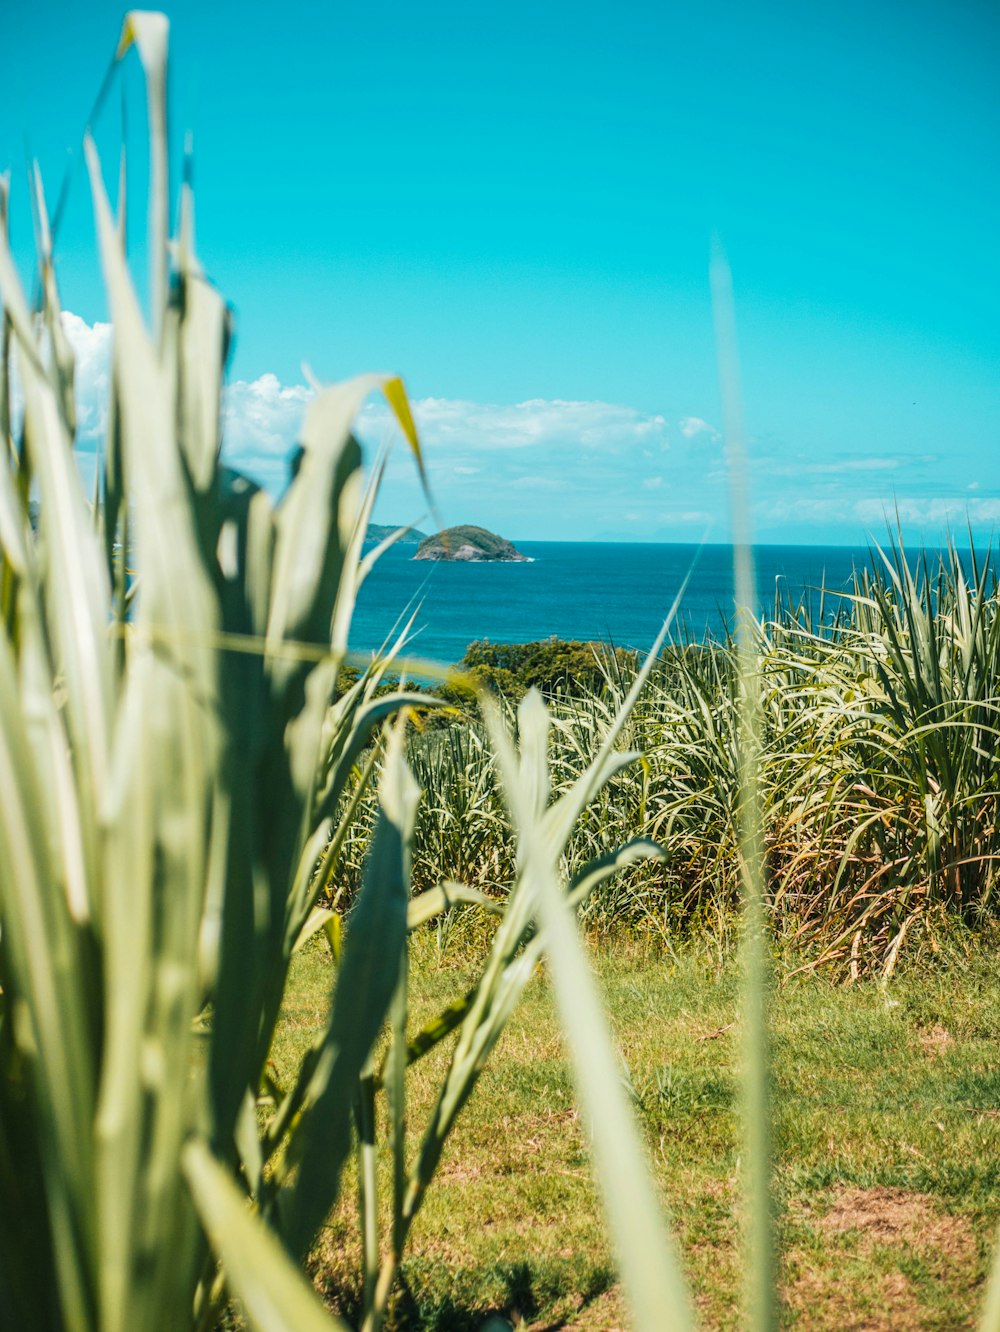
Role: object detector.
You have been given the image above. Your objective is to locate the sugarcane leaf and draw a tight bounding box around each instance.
[282,721,419,1257]
[116,11,169,338]
[268,374,422,656]
[483,696,696,1332]
[406,881,497,931]
[184,1140,349,1332]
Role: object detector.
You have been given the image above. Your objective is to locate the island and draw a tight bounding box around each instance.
[413,525,529,563]
[366,523,427,544]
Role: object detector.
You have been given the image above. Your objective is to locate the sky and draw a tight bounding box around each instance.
[2,0,999,544]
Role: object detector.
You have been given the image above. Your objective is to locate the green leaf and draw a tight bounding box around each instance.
[282,721,419,1257]
[981,1220,1000,1332]
[116,11,170,340]
[483,695,696,1332]
[267,374,425,661]
[183,1140,349,1332]
[406,881,498,931]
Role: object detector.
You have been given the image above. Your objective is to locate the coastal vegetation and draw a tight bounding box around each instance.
[461,637,637,697]
[0,15,997,1332]
[339,541,1000,976]
[411,637,640,706]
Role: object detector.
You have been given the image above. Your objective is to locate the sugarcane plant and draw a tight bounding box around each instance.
[0,12,431,1324]
[0,13,683,1331]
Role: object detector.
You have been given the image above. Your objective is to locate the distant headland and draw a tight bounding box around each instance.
[413,525,530,563]
[366,523,428,545]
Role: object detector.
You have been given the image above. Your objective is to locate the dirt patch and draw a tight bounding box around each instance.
[917,1024,955,1059]
[815,1185,973,1261]
[784,1186,978,1330]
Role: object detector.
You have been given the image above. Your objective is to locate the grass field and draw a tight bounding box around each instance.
[271,930,1000,1330]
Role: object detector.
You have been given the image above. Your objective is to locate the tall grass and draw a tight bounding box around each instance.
[355,539,1000,977]
[0,16,689,1329]
[0,13,451,1324]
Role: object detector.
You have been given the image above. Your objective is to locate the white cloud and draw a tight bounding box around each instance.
[660,509,714,525]
[762,497,854,523]
[357,395,670,455]
[222,373,313,464]
[60,313,991,543]
[831,458,903,472]
[678,416,720,441]
[46,313,313,478]
[61,312,112,440]
[767,454,937,479]
[854,497,1000,526]
[754,494,1000,534]
[776,458,898,476]
[56,314,674,485]
[9,312,114,444]
[46,312,313,473]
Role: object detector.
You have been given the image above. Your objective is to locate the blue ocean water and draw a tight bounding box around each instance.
[350,541,888,664]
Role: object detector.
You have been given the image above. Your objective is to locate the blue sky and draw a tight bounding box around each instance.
[3,0,999,543]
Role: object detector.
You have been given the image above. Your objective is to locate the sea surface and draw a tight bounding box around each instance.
[350,541,903,664]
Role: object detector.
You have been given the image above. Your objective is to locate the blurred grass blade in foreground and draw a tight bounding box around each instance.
[712,237,778,1332]
[483,689,696,1330]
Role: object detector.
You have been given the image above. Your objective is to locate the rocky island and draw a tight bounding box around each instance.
[413,525,529,562]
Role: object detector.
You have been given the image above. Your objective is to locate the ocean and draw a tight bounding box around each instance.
[349,541,895,664]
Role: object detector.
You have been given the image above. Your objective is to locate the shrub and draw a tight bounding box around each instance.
[462,637,637,697]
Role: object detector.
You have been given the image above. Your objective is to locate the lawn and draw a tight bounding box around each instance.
[271,929,1000,1330]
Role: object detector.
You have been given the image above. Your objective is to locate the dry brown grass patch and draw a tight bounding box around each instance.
[815,1186,974,1258]
[917,1025,955,1059]
[784,1185,979,1330]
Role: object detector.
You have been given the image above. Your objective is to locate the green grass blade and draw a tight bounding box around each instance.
[116,12,170,341]
[0,225,113,915]
[406,881,496,929]
[712,238,777,1332]
[87,126,224,1328]
[0,629,97,1330]
[386,964,408,1268]
[266,373,423,659]
[981,1221,1000,1331]
[184,1140,349,1332]
[485,692,696,1330]
[282,721,418,1258]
